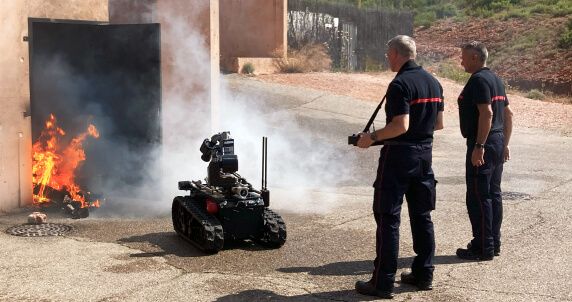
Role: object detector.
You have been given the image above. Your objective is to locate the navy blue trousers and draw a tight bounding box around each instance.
[465,132,504,257]
[371,144,436,291]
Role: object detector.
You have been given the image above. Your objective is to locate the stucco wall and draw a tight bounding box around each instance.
[0,0,108,212]
[109,0,156,24]
[108,0,220,131]
[154,0,220,132]
[0,0,227,212]
[220,0,286,59]
[219,0,286,73]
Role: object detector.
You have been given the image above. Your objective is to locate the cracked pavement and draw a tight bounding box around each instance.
[1,74,571,301]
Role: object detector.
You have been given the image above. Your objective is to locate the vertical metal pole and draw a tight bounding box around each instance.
[261,137,264,189]
[264,137,267,189]
[261,136,269,207]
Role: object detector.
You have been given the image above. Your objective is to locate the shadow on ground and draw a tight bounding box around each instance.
[214,289,379,302]
[214,286,430,302]
[277,255,468,276]
[216,256,469,301]
[118,232,273,258]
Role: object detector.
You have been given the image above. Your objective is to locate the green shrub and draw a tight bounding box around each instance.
[501,8,530,20]
[558,30,572,48]
[530,4,552,14]
[435,3,459,18]
[526,89,546,100]
[505,29,547,52]
[467,7,495,18]
[558,18,572,48]
[436,62,471,84]
[489,0,513,11]
[552,1,572,17]
[241,62,255,75]
[415,11,437,28]
[452,14,469,22]
[463,0,515,16]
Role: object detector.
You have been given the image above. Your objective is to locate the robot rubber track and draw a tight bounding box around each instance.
[258,208,287,248]
[172,196,224,253]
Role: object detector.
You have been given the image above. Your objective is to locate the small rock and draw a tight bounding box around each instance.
[27,212,47,224]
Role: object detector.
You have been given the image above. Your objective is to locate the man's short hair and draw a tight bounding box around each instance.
[387,35,416,59]
[461,41,488,63]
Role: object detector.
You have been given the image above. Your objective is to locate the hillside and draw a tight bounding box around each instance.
[415,16,572,95]
[294,0,572,96]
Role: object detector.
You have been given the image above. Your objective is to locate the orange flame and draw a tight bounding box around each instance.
[32,114,100,208]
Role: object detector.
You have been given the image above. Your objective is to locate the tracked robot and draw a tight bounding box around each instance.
[172,132,286,253]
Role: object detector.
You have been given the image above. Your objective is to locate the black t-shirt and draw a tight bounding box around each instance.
[385,60,444,144]
[458,67,509,139]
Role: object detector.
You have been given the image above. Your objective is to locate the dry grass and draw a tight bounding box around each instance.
[256,72,572,135]
[274,44,332,73]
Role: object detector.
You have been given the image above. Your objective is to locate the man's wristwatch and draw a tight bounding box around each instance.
[475,143,485,149]
[369,132,377,141]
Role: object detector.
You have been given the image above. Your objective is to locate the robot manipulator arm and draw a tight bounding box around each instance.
[201,132,239,187]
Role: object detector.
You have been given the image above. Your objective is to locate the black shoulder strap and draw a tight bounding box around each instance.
[362,95,386,132]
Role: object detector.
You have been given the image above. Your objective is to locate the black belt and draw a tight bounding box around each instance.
[382,140,432,146]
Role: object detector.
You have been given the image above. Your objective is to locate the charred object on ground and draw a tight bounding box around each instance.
[33,184,100,219]
[172,132,286,253]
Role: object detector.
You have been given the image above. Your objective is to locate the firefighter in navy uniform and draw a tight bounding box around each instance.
[355,35,444,299]
[456,41,514,261]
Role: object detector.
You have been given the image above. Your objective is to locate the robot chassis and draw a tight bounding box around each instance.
[172,132,286,253]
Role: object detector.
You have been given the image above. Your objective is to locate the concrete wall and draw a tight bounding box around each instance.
[219,0,286,73]
[109,0,157,24]
[220,0,286,58]
[152,0,221,132]
[108,0,220,114]
[0,0,109,212]
[0,0,260,212]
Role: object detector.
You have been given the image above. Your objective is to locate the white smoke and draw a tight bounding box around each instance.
[137,3,357,216]
[27,3,360,218]
[85,2,358,217]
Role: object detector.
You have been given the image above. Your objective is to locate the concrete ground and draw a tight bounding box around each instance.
[1,74,571,302]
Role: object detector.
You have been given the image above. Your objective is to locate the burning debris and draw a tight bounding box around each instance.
[63,195,89,219]
[32,114,102,218]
